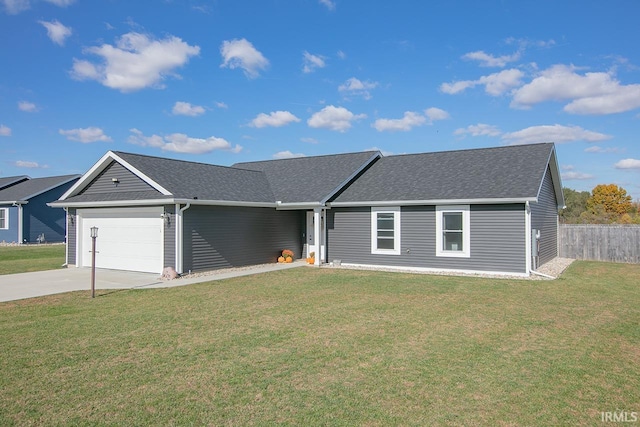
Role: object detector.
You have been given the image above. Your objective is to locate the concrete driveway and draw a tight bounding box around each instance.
[0,262,306,302]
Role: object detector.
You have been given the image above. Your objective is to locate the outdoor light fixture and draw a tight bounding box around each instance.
[90,226,98,238]
[111,178,119,185]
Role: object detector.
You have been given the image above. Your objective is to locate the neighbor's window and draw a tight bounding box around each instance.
[436,205,470,258]
[371,207,400,255]
[0,208,7,230]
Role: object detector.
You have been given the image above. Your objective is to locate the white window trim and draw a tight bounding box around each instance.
[371,206,401,255]
[436,205,470,258]
[0,208,8,230]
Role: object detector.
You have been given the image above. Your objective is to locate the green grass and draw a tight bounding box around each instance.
[1,261,638,426]
[0,244,66,275]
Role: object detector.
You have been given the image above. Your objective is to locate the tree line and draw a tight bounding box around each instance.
[560,184,640,224]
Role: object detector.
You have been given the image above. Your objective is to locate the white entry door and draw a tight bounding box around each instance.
[79,207,164,273]
[306,211,325,260]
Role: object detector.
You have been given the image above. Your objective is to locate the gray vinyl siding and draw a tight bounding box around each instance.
[79,160,159,195]
[182,206,303,272]
[67,208,76,265]
[0,205,18,242]
[327,204,527,274]
[531,166,559,266]
[163,204,176,269]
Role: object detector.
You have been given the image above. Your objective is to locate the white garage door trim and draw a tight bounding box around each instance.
[77,207,164,274]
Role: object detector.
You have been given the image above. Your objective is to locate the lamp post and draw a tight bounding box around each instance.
[90,226,98,298]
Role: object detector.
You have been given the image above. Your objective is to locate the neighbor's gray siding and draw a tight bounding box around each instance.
[67,207,76,265]
[182,206,303,272]
[163,204,176,269]
[327,204,527,274]
[530,166,559,266]
[79,161,159,195]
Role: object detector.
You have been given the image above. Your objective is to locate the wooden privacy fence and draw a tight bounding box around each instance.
[559,224,640,263]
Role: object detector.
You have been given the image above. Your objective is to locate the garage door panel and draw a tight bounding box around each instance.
[79,208,163,273]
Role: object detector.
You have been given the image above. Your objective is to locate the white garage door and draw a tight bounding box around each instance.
[79,207,164,274]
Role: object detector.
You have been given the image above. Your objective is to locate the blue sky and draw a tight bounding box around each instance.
[1,0,639,198]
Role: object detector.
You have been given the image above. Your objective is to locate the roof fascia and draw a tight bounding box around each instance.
[18,175,81,201]
[58,151,172,201]
[320,151,382,204]
[0,200,26,205]
[329,197,536,207]
[275,201,325,210]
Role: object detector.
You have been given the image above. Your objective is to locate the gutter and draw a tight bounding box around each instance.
[329,197,536,208]
[49,198,278,209]
[176,203,191,274]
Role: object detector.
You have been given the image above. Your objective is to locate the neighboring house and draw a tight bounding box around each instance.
[51,143,564,276]
[0,175,81,244]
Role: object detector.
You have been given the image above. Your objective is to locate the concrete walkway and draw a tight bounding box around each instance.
[0,261,306,302]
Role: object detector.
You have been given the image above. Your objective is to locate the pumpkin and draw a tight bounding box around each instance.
[285,257,293,263]
[308,257,315,264]
[277,256,285,263]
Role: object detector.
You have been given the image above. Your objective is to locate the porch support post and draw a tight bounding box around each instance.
[313,207,321,266]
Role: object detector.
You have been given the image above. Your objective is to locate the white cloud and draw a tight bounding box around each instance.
[3,0,74,14]
[0,124,11,136]
[373,111,426,132]
[273,150,306,159]
[364,146,394,156]
[337,50,346,59]
[440,68,524,96]
[425,107,450,122]
[462,50,521,67]
[614,158,640,169]
[128,128,241,154]
[59,127,112,143]
[39,20,72,46]
[15,160,47,168]
[2,0,30,14]
[307,105,366,132]
[250,111,300,128]
[220,38,269,79]
[302,51,326,73]
[215,101,228,109]
[172,101,205,116]
[319,0,335,10]
[301,137,318,144]
[454,123,502,138]
[562,171,594,180]
[43,0,75,6]
[511,64,640,114]
[501,124,612,145]
[585,145,622,153]
[18,101,37,112]
[338,77,379,100]
[71,32,200,92]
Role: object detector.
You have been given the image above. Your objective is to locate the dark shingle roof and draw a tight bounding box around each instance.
[0,175,29,191]
[233,151,380,203]
[332,143,555,203]
[113,152,275,203]
[0,175,80,203]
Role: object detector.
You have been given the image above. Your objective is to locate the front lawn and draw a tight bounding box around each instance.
[0,261,638,425]
[0,244,66,275]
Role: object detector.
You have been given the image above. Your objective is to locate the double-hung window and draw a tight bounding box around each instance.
[0,208,8,230]
[436,205,470,257]
[371,207,400,255]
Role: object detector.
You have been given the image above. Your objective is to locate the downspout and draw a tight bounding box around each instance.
[525,201,532,276]
[176,203,191,274]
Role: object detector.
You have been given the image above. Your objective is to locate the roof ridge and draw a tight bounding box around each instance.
[384,142,553,159]
[233,150,380,166]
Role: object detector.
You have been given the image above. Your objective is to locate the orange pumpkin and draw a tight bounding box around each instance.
[285,257,293,263]
[277,256,285,263]
[309,257,315,264]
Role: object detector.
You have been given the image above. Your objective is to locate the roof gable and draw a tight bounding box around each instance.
[0,175,80,204]
[233,151,380,204]
[331,143,560,205]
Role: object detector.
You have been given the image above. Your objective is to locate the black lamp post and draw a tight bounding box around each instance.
[90,226,98,298]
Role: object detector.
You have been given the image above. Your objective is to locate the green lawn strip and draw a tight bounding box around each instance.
[0,245,66,275]
[0,261,638,425]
